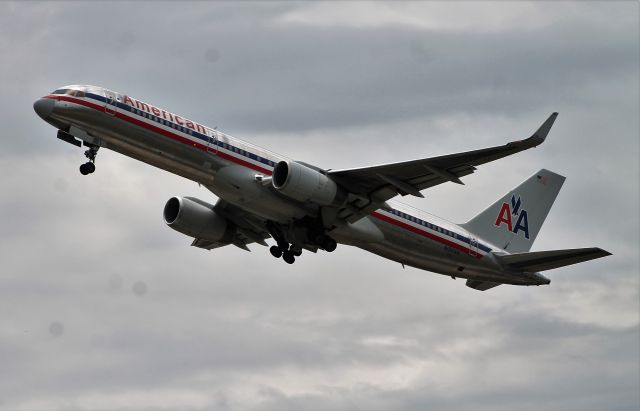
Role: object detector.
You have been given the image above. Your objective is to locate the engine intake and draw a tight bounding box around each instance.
[272,161,342,206]
[163,196,229,241]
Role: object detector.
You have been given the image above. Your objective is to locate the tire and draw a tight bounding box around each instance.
[85,162,96,173]
[324,238,337,252]
[282,251,295,264]
[269,245,282,258]
[79,163,89,175]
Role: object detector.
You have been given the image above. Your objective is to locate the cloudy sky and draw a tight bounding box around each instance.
[1,2,638,410]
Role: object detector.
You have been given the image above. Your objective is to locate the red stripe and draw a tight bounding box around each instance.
[45,95,273,175]
[47,95,480,258]
[370,211,482,259]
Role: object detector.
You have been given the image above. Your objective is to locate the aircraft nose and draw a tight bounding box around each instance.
[33,98,55,120]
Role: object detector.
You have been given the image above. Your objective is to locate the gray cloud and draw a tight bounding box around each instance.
[0,2,637,411]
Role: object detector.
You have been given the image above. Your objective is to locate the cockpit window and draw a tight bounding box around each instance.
[51,89,85,97]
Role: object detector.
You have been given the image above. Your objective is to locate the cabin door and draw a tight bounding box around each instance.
[207,130,218,154]
[469,236,478,257]
[104,90,117,116]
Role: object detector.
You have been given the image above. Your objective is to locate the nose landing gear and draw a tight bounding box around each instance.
[79,144,99,175]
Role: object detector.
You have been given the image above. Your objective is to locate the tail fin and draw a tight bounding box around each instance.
[462,169,565,253]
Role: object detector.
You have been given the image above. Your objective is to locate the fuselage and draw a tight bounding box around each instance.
[34,85,549,286]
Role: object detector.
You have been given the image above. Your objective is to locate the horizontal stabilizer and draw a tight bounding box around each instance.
[496,247,611,272]
[466,279,502,291]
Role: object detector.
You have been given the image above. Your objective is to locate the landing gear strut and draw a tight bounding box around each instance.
[79,144,99,175]
[266,222,298,264]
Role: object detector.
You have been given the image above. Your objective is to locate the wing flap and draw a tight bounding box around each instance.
[466,279,502,291]
[496,247,612,272]
[191,238,231,250]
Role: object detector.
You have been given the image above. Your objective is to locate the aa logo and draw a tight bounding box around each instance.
[494,194,530,239]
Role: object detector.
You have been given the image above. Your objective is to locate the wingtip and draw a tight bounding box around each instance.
[528,112,559,145]
[597,248,613,257]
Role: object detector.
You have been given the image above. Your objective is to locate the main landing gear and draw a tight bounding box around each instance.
[79,144,99,175]
[265,221,337,265]
[268,237,336,265]
[269,242,302,264]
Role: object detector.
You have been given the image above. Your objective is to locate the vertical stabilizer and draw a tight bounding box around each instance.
[462,169,565,253]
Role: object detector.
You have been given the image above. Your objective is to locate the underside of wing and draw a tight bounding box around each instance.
[192,199,271,251]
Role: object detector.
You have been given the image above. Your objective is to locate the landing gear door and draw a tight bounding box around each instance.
[104,90,117,116]
[207,129,218,154]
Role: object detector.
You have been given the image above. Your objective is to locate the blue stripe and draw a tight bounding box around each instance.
[85,93,492,253]
[387,208,492,252]
[86,93,277,169]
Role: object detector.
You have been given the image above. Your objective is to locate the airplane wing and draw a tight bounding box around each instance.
[191,199,271,251]
[328,113,558,222]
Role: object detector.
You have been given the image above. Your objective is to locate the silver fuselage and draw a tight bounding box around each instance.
[34,85,549,286]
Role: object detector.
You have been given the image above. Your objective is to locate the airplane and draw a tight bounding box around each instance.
[33,85,611,291]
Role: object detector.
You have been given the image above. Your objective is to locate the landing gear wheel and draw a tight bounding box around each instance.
[317,235,337,252]
[324,238,337,252]
[282,251,295,264]
[292,249,302,257]
[79,162,95,175]
[269,245,283,258]
[79,144,99,176]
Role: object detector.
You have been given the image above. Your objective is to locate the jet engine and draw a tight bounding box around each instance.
[272,160,343,206]
[163,196,229,241]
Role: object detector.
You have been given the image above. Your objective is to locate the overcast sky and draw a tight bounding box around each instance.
[0,2,638,410]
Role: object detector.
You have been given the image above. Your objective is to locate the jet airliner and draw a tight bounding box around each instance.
[34,85,610,291]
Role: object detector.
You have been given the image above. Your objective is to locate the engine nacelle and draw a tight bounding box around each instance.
[163,196,229,241]
[272,160,343,206]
